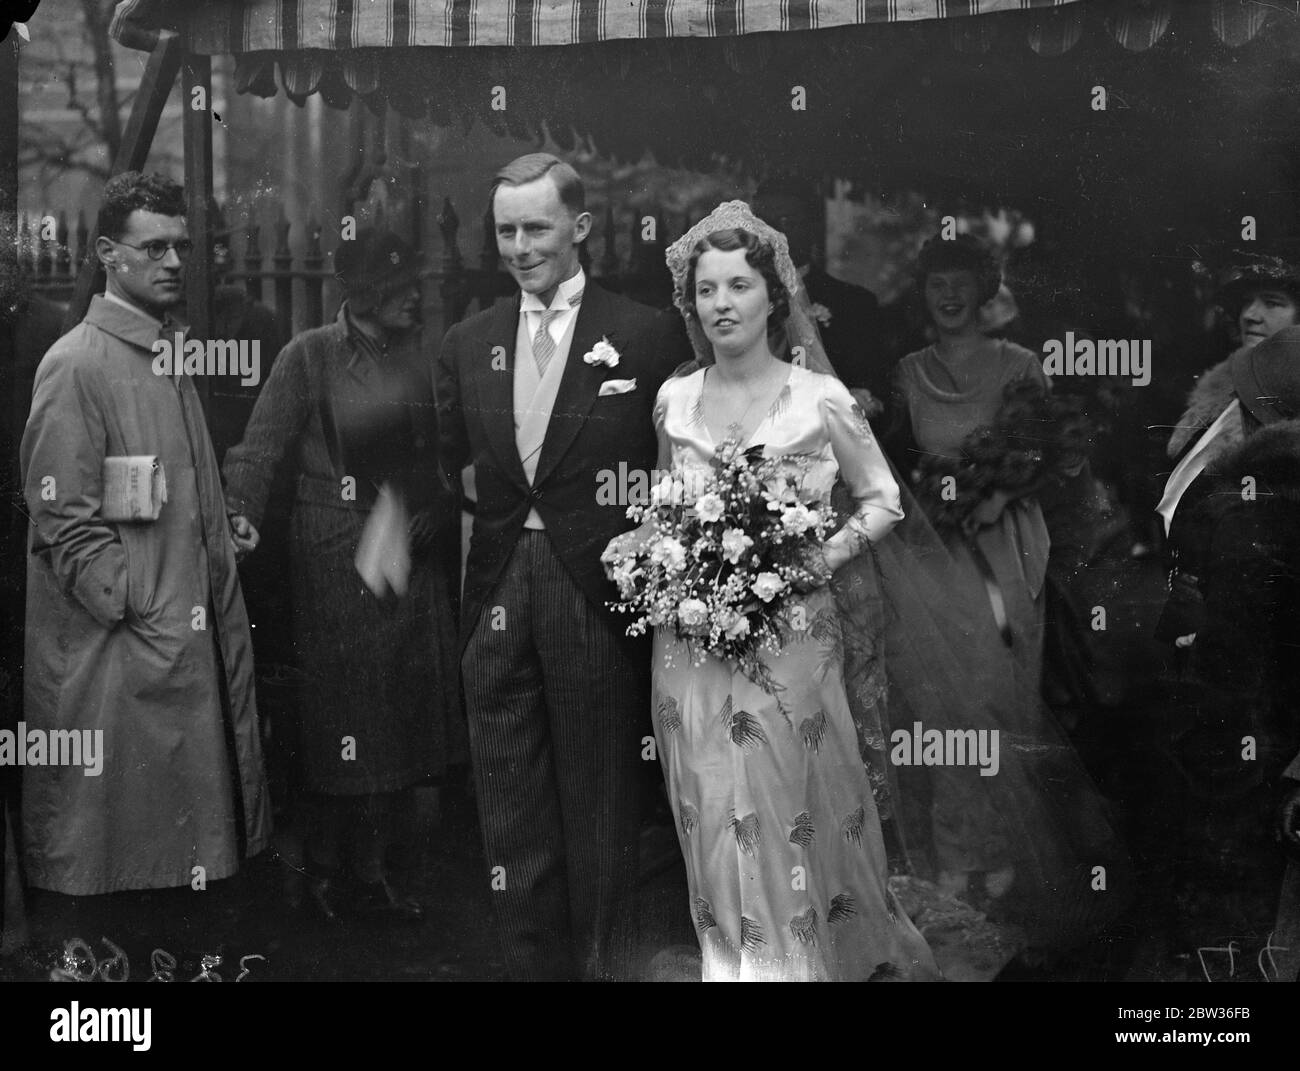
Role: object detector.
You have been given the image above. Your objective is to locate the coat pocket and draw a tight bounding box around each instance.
[119,526,158,626]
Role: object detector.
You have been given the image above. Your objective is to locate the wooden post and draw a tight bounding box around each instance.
[182,51,214,414]
[0,25,19,949]
[63,30,184,332]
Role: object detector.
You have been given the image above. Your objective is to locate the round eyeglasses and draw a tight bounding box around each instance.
[113,238,195,261]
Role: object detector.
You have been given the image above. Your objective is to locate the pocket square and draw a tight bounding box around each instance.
[598,377,638,397]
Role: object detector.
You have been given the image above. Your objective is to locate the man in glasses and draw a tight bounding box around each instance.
[19,171,270,951]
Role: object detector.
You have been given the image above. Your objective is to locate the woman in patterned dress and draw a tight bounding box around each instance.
[607,203,939,981]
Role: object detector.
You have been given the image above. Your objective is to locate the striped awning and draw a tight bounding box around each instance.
[113,0,1092,53]
[110,0,1290,60]
[104,0,1297,191]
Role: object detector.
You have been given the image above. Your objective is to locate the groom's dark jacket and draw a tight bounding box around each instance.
[435,282,691,650]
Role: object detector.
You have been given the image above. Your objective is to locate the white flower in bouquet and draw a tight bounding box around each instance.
[694,492,725,523]
[650,474,683,506]
[651,536,687,573]
[677,598,710,632]
[764,472,799,505]
[720,528,754,565]
[724,614,751,639]
[780,503,819,534]
[752,572,786,603]
[681,465,712,500]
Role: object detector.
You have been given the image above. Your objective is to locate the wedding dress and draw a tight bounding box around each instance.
[650,365,940,981]
[625,201,940,981]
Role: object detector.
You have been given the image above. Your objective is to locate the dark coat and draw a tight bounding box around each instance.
[21,296,271,893]
[435,283,690,651]
[802,266,893,405]
[202,285,288,464]
[1178,419,1300,789]
[224,313,464,794]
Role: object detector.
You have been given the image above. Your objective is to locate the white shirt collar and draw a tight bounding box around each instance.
[520,268,586,314]
[103,289,164,328]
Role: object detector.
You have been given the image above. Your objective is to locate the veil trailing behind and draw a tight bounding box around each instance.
[666,202,1129,954]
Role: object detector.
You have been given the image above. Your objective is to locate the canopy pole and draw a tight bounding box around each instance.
[181,50,213,417]
[63,29,183,332]
[0,26,19,951]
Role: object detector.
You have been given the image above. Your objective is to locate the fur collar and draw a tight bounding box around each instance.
[1213,418,1300,504]
[1167,348,1247,461]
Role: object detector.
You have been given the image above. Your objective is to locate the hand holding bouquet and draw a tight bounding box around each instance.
[601,440,836,686]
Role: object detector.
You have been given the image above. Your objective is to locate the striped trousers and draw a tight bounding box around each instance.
[463,530,650,981]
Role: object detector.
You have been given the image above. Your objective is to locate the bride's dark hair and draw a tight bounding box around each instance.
[683,228,791,332]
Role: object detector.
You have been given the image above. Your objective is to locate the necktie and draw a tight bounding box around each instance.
[531,291,583,377]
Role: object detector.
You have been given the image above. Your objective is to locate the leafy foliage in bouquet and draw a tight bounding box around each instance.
[913,377,1093,529]
[604,439,836,691]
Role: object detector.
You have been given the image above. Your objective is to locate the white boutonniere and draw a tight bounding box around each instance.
[583,336,621,368]
[810,303,833,327]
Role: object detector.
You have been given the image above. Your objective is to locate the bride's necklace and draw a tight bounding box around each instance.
[708,363,788,442]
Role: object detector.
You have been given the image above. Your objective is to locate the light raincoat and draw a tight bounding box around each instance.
[21,295,270,894]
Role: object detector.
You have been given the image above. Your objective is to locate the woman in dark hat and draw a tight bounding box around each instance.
[1156,327,1300,970]
[224,228,464,923]
[1157,255,1300,573]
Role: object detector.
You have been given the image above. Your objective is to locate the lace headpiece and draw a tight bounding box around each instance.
[665,200,801,316]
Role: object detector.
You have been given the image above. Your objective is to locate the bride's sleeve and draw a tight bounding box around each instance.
[821,376,904,565]
[652,379,673,473]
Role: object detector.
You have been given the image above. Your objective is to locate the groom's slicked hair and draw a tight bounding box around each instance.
[492,153,585,216]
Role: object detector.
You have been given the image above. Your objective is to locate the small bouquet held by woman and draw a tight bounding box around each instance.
[602,438,835,687]
[911,376,1091,533]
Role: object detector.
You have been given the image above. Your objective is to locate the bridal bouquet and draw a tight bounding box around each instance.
[602,440,835,683]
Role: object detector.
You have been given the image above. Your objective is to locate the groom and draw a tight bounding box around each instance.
[435,153,689,980]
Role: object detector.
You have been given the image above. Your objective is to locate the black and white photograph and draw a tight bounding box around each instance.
[1,0,1299,1026]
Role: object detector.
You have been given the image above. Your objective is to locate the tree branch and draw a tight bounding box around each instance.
[79,0,121,162]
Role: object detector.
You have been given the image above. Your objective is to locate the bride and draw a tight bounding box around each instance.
[605,202,940,982]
